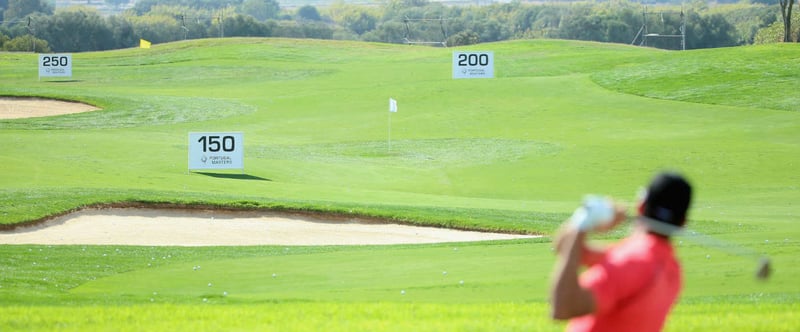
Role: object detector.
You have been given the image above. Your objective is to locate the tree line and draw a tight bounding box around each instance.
[0,0,795,53]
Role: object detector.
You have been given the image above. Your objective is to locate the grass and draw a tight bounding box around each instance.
[1,38,799,330]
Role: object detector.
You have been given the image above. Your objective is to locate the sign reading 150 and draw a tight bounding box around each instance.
[196,135,236,152]
[456,53,490,66]
[188,132,244,171]
[41,55,70,67]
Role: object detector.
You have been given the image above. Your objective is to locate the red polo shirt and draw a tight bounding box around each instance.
[569,232,682,332]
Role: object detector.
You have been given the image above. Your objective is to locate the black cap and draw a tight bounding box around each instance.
[643,172,692,227]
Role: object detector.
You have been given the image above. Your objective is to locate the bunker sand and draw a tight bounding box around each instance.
[0,97,99,119]
[0,208,537,246]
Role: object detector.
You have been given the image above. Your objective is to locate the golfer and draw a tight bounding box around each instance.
[549,171,692,332]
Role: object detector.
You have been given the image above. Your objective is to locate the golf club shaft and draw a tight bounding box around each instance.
[634,216,764,260]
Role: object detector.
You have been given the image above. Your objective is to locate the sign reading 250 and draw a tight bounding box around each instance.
[38,53,72,77]
[41,55,70,67]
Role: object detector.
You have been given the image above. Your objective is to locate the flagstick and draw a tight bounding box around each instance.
[388,109,392,153]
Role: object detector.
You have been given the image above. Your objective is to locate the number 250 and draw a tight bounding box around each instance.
[42,56,68,67]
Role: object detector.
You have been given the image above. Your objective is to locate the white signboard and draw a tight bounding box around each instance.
[188,132,244,171]
[38,54,72,78]
[452,51,494,79]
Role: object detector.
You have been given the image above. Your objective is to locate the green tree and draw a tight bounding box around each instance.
[138,5,213,40]
[558,6,605,42]
[684,11,738,49]
[510,5,542,36]
[0,32,10,47]
[475,18,510,42]
[779,0,795,42]
[271,20,332,39]
[2,33,50,52]
[300,21,333,39]
[221,14,269,37]
[39,7,114,52]
[297,5,321,22]
[754,14,799,43]
[361,20,405,43]
[238,0,279,22]
[446,29,478,46]
[532,5,566,38]
[127,8,185,43]
[718,4,777,44]
[106,15,136,48]
[340,9,377,35]
[3,0,51,22]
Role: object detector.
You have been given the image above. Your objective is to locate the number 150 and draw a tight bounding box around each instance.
[197,135,235,152]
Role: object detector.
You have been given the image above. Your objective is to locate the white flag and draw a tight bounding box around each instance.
[389,98,397,113]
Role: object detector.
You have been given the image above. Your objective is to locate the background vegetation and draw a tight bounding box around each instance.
[0,0,795,52]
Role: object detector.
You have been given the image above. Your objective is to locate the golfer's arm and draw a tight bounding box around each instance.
[550,230,597,320]
[555,226,606,267]
[581,243,606,266]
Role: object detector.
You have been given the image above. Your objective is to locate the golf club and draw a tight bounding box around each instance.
[574,196,772,280]
[638,215,772,280]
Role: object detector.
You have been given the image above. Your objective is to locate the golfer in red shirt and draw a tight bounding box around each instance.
[550,172,692,332]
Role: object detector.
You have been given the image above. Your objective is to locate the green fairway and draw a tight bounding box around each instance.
[1,38,799,330]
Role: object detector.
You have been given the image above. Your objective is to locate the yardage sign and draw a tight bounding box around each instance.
[452,51,494,79]
[38,54,72,78]
[188,132,244,171]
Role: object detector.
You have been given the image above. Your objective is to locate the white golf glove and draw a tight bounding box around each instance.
[571,195,615,231]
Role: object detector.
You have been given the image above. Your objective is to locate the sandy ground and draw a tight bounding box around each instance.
[0,208,537,246]
[0,97,100,119]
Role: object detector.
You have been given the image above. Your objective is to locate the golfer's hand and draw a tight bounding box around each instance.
[591,203,627,233]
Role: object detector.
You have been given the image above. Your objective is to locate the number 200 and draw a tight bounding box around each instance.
[42,56,69,67]
[457,53,489,66]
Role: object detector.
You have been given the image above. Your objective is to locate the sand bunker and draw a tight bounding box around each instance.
[0,208,537,246]
[0,97,100,119]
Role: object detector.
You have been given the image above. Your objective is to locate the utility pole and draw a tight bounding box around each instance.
[27,17,35,52]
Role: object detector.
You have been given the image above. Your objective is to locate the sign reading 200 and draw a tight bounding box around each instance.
[452,51,494,79]
[456,53,490,66]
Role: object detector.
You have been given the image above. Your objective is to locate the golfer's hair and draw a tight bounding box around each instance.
[643,172,692,227]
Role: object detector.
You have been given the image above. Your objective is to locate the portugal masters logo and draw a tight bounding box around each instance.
[201,155,208,164]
